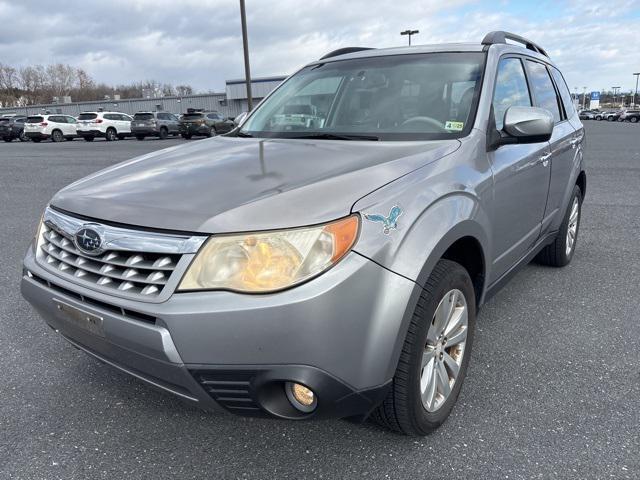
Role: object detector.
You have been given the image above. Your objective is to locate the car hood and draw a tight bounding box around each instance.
[52,136,460,233]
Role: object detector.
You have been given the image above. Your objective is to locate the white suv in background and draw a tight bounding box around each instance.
[23,114,78,142]
[76,111,133,141]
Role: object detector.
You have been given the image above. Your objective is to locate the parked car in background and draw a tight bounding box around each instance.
[578,110,596,120]
[603,111,622,122]
[619,110,640,122]
[0,115,28,142]
[76,111,133,141]
[23,114,77,142]
[179,109,234,139]
[131,112,180,140]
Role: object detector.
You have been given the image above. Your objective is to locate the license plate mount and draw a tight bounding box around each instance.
[53,299,105,337]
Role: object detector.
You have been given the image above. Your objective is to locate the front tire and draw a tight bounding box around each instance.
[3,137,12,142]
[535,185,582,267]
[105,128,117,141]
[630,117,638,123]
[371,259,475,435]
[51,130,64,142]
[158,127,168,140]
[181,133,192,139]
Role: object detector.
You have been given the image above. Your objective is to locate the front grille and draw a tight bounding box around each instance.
[38,223,180,298]
[191,370,262,414]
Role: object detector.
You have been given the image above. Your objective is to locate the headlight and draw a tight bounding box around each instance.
[178,215,359,293]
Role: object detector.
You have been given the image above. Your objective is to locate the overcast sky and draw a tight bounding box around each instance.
[0,0,638,94]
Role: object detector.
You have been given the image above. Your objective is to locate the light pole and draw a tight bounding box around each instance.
[400,29,419,46]
[633,73,640,108]
[612,86,620,108]
[582,86,587,110]
[239,0,253,111]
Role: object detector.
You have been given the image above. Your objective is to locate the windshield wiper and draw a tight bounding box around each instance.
[235,131,253,137]
[289,133,379,141]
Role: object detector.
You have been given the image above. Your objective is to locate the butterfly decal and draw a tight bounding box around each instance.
[364,205,403,235]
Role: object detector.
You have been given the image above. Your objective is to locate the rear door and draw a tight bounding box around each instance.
[487,56,552,282]
[525,60,577,235]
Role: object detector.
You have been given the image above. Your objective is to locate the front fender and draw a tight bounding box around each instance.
[353,193,491,291]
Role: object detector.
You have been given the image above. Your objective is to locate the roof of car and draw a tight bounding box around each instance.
[313,38,552,66]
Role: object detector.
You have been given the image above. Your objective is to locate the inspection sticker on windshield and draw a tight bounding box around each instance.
[445,121,464,131]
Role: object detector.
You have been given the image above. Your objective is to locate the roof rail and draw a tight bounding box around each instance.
[481,31,548,58]
[319,47,375,60]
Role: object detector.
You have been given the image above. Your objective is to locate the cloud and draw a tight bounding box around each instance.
[0,0,637,93]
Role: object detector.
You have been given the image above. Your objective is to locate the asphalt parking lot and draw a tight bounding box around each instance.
[1,124,638,479]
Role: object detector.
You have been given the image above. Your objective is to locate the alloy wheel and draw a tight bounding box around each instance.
[420,289,468,412]
[566,197,579,257]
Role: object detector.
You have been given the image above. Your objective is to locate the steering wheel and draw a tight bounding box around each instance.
[399,116,446,132]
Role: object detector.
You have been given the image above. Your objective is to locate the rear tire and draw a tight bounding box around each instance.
[3,137,12,142]
[51,130,64,142]
[105,128,117,141]
[19,131,28,142]
[630,117,638,123]
[371,259,475,436]
[535,185,582,267]
[159,127,168,140]
[205,127,213,138]
[136,135,145,141]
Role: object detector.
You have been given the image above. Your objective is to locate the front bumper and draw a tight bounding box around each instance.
[22,245,418,419]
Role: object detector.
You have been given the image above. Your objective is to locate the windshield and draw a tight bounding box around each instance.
[240,52,484,141]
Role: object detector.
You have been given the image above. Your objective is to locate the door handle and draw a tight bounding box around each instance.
[570,137,582,149]
[538,152,552,167]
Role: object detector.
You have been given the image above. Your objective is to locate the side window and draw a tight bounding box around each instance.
[207,113,221,120]
[103,114,113,121]
[49,116,63,123]
[66,116,76,123]
[493,58,532,130]
[158,113,169,120]
[526,60,561,124]
[550,67,574,118]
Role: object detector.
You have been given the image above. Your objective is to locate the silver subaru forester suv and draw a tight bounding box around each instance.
[21,31,585,435]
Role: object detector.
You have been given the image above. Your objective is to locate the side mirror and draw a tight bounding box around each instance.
[503,106,553,143]
[233,111,248,126]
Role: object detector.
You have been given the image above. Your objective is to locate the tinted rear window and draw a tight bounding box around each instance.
[26,116,44,123]
[0,118,9,123]
[182,113,203,120]
[78,113,98,120]
[134,113,154,120]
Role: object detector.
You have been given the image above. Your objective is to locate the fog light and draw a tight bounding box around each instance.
[285,382,317,413]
